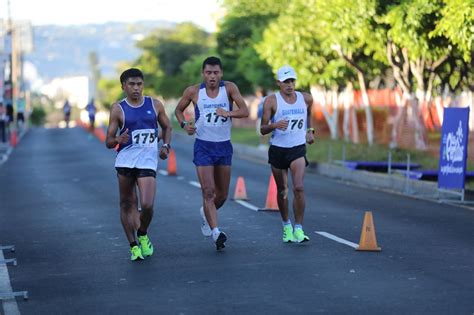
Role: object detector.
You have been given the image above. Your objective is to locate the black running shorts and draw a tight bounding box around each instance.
[115,167,156,178]
[268,144,308,170]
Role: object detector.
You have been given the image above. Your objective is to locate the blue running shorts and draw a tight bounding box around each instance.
[193,139,233,166]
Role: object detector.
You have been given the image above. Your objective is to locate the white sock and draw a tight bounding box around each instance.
[282,220,292,227]
[212,227,220,241]
[294,224,303,230]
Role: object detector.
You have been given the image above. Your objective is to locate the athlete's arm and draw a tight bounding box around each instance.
[174,86,197,135]
[260,95,288,135]
[303,92,315,145]
[153,98,172,159]
[105,103,129,148]
[217,82,249,119]
[154,99,172,144]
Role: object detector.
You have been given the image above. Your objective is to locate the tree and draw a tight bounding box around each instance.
[222,0,287,16]
[432,0,473,62]
[256,0,361,141]
[97,78,124,110]
[216,15,270,94]
[383,0,453,149]
[134,23,212,97]
[217,0,288,94]
[315,0,391,145]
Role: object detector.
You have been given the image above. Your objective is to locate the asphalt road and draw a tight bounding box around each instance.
[0,127,473,314]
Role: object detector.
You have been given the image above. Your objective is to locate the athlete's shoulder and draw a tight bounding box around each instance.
[149,96,164,106]
[223,80,238,90]
[300,91,313,104]
[264,94,277,105]
[111,101,123,111]
[184,84,200,96]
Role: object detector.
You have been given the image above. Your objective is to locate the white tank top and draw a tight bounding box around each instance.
[195,81,232,142]
[270,91,307,148]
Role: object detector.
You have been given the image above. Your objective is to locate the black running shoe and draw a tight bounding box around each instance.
[215,232,227,250]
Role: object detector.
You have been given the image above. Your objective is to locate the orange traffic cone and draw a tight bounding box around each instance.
[356,211,381,251]
[94,128,106,143]
[9,130,18,147]
[232,176,248,200]
[260,174,278,211]
[167,149,177,176]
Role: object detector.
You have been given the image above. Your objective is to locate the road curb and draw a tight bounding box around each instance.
[173,132,470,203]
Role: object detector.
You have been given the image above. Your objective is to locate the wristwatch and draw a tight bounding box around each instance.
[307,128,315,134]
[180,121,188,128]
[162,143,170,150]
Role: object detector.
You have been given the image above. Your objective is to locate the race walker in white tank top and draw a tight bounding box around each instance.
[270,91,307,148]
[115,96,159,170]
[195,81,232,142]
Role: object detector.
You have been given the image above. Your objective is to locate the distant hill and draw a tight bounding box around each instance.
[26,21,175,81]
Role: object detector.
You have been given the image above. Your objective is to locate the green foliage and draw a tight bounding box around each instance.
[217,15,266,93]
[435,50,473,91]
[30,106,46,126]
[134,23,213,97]
[97,78,124,110]
[236,46,275,91]
[216,4,283,93]
[222,0,287,16]
[180,53,212,86]
[138,23,210,77]
[432,0,474,61]
[257,0,341,88]
[384,0,450,61]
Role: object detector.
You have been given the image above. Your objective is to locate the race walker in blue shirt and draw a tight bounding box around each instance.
[106,68,172,261]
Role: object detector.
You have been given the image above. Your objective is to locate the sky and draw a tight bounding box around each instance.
[0,0,223,32]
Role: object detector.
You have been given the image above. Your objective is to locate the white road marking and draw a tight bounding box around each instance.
[0,250,20,315]
[235,200,260,211]
[189,181,201,188]
[158,170,168,176]
[0,147,12,166]
[183,177,360,255]
[315,231,359,249]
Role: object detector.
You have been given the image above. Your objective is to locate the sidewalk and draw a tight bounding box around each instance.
[230,139,473,206]
[0,129,27,167]
[0,142,12,166]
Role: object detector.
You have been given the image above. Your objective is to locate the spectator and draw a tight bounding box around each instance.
[63,99,71,128]
[16,92,26,132]
[86,98,96,133]
[255,88,269,149]
[0,100,7,144]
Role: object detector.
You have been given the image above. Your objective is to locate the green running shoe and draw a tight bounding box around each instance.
[138,235,154,257]
[130,245,144,261]
[282,224,295,243]
[293,228,310,243]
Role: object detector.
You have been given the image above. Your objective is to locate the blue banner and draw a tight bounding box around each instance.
[438,107,470,189]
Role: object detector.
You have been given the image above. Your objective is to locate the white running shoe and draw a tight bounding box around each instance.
[200,206,212,237]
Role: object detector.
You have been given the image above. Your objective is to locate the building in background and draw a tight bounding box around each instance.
[40,76,89,109]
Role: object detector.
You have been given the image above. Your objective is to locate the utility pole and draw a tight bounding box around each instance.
[3,0,15,125]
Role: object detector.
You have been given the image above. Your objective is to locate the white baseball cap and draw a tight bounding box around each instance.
[277,65,297,82]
